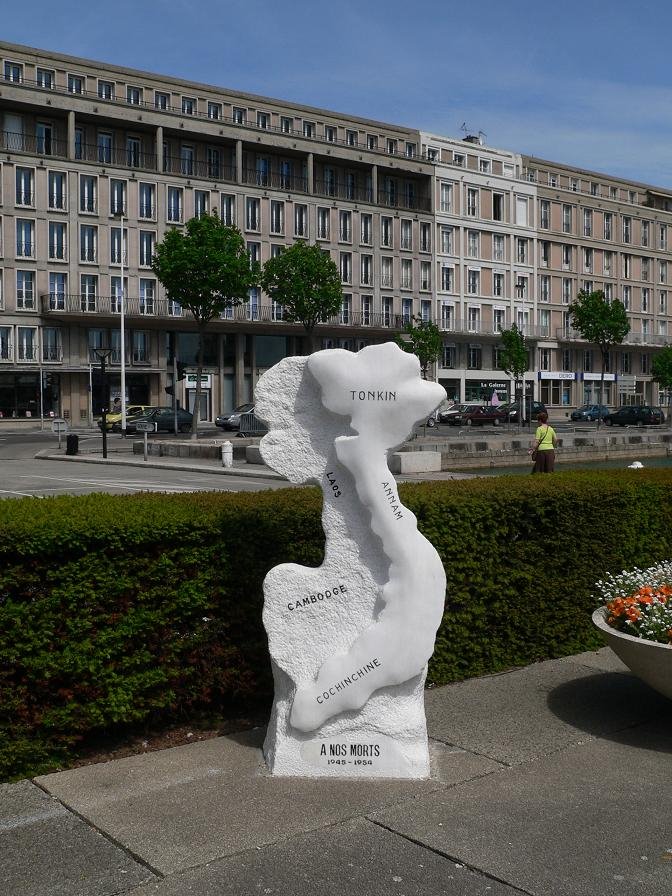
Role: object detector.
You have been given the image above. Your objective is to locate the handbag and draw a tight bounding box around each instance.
[531,426,549,462]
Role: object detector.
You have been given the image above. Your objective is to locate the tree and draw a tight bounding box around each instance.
[152,214,257,437]
[569,289,630,428]
[651,346,672,419]
[260,241,343,352]
[395,316,443,380]
[499,324,529,427]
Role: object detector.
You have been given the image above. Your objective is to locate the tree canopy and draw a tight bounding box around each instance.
[651,346,672,409]
[499,324,529,380]
[395,316,443,380]
[151,214,257,435]
[260,241,343,351]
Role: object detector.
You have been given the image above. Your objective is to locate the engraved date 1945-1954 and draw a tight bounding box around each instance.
[326,472,341,498]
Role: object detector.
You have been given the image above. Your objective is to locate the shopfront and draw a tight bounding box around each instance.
[538,371,576,408]
[579,372,617,406]
[0,372,61,419]
[464,378,511,403]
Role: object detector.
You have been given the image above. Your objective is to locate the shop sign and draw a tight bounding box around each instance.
[581,373,616,382]
[538,371,576,380]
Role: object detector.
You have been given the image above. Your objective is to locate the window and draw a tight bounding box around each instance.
[400,258,412,289]
[381,257,393,288]
[442,343,457,368]
[48,222,66,260]
[467,269,480,295]
[74,128,83,160]
[562,278,573,305]
[221,194,235,226]
[604,212,612,240]
[548,173,558,187]
[317,207,330,240]
[324,125,336,143]
[97,131,112,164]
[139,230,155,267]
[562,245,572,270]
[207,101,222,120]
[382,296,393,326]
[132,331,150,363]
[516,237,528,264]
[641,352,650,373]
[562,204,572,233]
[155,91,170,110]
[453,152,465,167]
[420,262,431,291]
[35,67,54,89]
[401,297,412,324]
[16,271,35,309]
[323,166,337,197]
[660,224,668,250]
[4,61,23,82]
[360,254,373,286]
[493,307,506,333]
[467,345,482,369]
[466,188,479,217]
[270,200,284,235]
[380,216,392,247]
[400,219,412,250]
[604,251,612,276]
[540,240,550,267]
[604,283,613,301]
[139,279,155,315]
[138,183,155,219]
[539,199,550,229]
[246,242,261,265]
[80,175,97,213]
[583,209,593,237]
[623,216,632,243]
[255,157,270,186]
[570,177,579,192]
[280,116,293,133]
[48,171,66,210]
[360,213,372,246]
[194,190,209,218]
[339,253,352,284]
[641,220,650,247]
[642,288,650,312]
[339,210,352,243]
[81,275,98,312]
[515,196,528,226]
[440,182,453,212]
[15,168,34,206]
[293,203,307,238]
[180,145,194,176]
[441,304,455,331]
[622,286,631,310]
[405,142,416,158]
[167,187,183,223]
[181,96,196,115]
[245,197,260,231]
[303,121,315,138]
[584,247,593,273]
[467,231,479,258]
[17,327,37,361]
[232,107,246,124]
[36,122,53,156]
[539,274,550,303]
[493,272,505,297]
[441,226,453,254]
[206,146,221,179]
[659,291,668,314]
[361,295,372,325]
[109,179,126,216]
[126,86,142,105]
[622,254,632,279]
[366,134,378,150]
[42,327,62,362]
[257,111,270,129]
[660,260,668,284]
[80,224,97,262]
[48,272,67,310]
[493,193,505,222]
[16,219,35,258]
[441,266,454,291]
[68,74,83,94]
[98,80,114,100]
[420,222,431,253]
[642,257,650,281]
[340,295,351,324]
[516,275,529,300]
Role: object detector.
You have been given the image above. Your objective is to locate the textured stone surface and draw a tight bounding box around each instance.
[254,345,446,777]
[0,781,153,896]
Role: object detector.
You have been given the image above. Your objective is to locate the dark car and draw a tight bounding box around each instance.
[499,400,547,422]
[570,404,611,422]
[446,404,506,426]
[439,403,473,424]
[126,406,193,433]
[215,403,255,431]
[604,406,665,427]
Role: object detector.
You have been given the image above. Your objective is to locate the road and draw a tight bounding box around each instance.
[0,432,290,498]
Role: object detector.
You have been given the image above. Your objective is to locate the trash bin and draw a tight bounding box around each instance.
[65,433,79,456]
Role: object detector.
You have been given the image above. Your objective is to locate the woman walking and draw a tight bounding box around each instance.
[530,410,557,473]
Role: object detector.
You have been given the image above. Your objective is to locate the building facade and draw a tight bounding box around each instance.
[1,40,671,424]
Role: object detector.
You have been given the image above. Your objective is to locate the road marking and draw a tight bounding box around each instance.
[0,489,43,498]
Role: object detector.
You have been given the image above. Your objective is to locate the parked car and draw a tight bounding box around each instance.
[422,400,454,428]
[126,406,194,433]
[604,406,665,427]
[110,406,158,433]
[440,403,480,424]
[498,400,547,422]
[445,403,506,426]
[97,404,153,432]
[215,403,255,431]
[570,404,611,422]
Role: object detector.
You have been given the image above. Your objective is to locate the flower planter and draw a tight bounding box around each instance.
[592,607,672,700]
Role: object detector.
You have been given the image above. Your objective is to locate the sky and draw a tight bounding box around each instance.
[4,0,672,187]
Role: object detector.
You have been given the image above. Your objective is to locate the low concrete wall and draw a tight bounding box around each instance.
[133,439,250,460]
[245,445,264,464]
[389,451,442,474]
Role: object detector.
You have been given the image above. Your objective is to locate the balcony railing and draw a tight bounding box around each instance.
[1,130,68,158]
[441,320,549,339]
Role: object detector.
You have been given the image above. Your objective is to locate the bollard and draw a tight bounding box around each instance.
[65,433,79,456]
[221,440,233,468]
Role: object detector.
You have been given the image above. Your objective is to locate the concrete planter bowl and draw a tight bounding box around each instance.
[592,607,672,700]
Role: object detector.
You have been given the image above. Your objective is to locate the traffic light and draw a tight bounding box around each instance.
[166,359,188,396]
[176,361,187,381]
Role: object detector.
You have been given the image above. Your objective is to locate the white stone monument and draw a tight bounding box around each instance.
[255,343,446,778]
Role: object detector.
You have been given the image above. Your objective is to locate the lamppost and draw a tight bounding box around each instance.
[113,211,127,437]
[94,347,112,459]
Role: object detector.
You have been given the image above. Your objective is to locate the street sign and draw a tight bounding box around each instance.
[51,418,68,433]
[134,421,156,433]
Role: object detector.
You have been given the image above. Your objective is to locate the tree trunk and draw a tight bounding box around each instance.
[191,321,206,440]
[597,348,607,431]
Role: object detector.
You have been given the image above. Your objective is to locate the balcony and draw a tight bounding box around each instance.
[441,320,549,339]
[2,130,68,158]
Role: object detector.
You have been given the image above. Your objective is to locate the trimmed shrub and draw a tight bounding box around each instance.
[1,470,671,780]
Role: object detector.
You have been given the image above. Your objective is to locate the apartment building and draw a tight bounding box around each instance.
[0,41,434,423]
[422,131,538,402]
[524,156,672,409]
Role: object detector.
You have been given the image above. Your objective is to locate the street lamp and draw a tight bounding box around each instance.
[113,210,127,437]
[93,347,112,459]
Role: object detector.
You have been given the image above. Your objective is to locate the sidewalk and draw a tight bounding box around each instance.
[3,648,670,896]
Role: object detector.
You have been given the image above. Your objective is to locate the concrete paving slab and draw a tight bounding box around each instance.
[373,719,672,896]
[0,780,154,896]
[123,817,525,896]
[426,657,668,765]
[38,728,496,876]
[559,646,629,673]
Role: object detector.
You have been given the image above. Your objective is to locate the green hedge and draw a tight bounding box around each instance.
[2,470,672,780]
